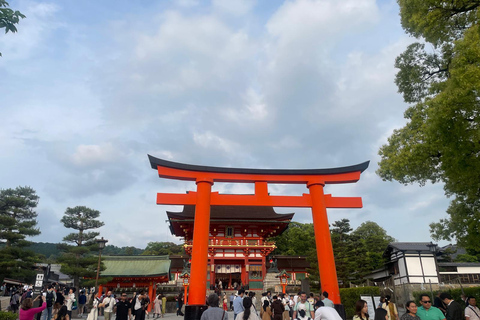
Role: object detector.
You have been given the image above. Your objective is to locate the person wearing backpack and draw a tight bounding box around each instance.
[42,285,57,320]
[293,292,314,320]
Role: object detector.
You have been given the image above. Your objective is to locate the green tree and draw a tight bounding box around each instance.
[0,0,26,56]
[58,206,104,296]
[142,242,184,255]
[272,222,315,256]
[331,219,358,287]
[351,221,394,272]
[331,220,394,286]
[102,244,143,256]
[377,0,480,251]
[271,220,394,287]
[0,186,41,281]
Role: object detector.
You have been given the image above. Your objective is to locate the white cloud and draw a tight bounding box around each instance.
[0,2,60,62]
[0,0,453,249]
[70,143,119,167]
[212,0,256,16]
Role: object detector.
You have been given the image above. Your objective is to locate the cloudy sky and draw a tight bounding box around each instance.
[1,0,451,249]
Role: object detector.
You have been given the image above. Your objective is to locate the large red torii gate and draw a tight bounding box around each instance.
[149,155,369,319]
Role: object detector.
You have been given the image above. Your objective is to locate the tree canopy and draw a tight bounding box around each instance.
[0,186,41,282]
[58,206,105,292]
[0,0,25,56]
[377,0,480,254]
[142,241,184,255]
[272,219,394,287]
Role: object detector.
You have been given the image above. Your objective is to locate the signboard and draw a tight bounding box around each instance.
[360,295,383,316]
[34,273,44,294]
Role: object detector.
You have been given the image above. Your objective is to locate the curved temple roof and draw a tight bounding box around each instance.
[148,155,369,175]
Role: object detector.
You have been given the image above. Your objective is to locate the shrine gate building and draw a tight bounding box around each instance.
[167,205,298,290]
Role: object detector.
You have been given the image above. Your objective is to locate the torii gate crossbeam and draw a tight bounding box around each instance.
[148,155,369,320]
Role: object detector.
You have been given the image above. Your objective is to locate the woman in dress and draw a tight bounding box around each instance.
[223,294,228,311]
[353,300,369,320]
[19,296,46,320]
[86,296,104,320]
[382,296,399,320]
[237,297,260,320]
[400,301,420,320]
[153,294,162,319]
[260,300,272,320]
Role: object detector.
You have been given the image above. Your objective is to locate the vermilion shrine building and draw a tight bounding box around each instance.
[167,205,307,290]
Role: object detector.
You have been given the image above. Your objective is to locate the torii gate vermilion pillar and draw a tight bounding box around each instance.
[148,155,369,320]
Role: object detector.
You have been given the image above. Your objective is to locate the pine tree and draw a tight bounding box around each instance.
[0,186,41,281]
[58,206,104,296]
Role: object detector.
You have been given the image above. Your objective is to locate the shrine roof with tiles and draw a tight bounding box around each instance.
[167,205,294,238]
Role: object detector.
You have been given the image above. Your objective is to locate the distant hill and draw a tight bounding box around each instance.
[27,242,144,260]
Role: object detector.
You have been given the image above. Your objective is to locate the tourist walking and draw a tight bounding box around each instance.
[234,289,245,320]
[223,294,228,311]
[200,293,228,320]
[55,306,70,320]
[237,297,260,320]
[382,296,399,320]
[86,296,102,320]
[78,291,87,318]
[260,300,272,320]
[272,296,285,320]
[153,294,163,318]
[314,306,343,320]
[400,301,420,320]
[20,296,46,320]
[115,293,132,320]
[65,288,76,320]
[416,294,445,320]
[132,290,148,320]
[42,285,57,320]
[10,290,21,313]
[375,308,388,320]
[293,292,315,320]
[440,293,463,320]
[176,293,184,316]
[353,300,369,320]
[465,297,480,320]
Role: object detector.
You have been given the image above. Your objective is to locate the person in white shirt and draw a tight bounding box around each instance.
[103,291,115,320]
[65,288,76,319]
[314,306,343,320]
[465,297,480,320]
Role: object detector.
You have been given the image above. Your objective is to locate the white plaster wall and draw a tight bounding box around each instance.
[406,257,423,276]
[420,257,437,276]
[458,267,480,273]
[409,276,424,283]
[399,257,407,277]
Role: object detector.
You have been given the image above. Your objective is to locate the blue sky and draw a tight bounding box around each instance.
[1,0,450,248]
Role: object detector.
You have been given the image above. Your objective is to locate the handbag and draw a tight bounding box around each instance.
[73,300,78,310]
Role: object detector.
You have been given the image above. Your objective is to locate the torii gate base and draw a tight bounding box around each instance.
[149,156,369,320]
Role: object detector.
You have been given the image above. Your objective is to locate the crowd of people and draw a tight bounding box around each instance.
[218,290,340,320]
[2,283,168,320]
[4,282,479,320]
[356,292,480,320]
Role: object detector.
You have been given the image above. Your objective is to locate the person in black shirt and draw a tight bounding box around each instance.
[116,293,132,320]
[440,293,463,320]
